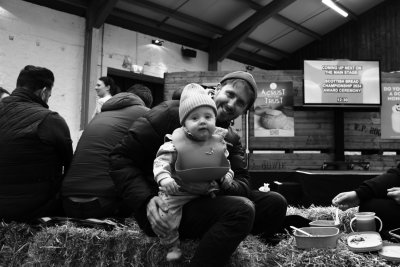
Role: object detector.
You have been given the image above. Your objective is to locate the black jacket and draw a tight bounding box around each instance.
[355,163,400,201]
[0,88,72,220]
[110,100,251,232]
[62,92,149,198]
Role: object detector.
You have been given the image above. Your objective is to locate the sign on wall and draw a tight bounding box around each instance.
[253,82,294,137]
[381,83,400,139]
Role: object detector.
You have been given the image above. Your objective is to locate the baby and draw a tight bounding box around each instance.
[153,83,234,261]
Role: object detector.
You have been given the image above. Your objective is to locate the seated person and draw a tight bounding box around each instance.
[332,163,400,231]
[62,84,153,219]
[0,65,73,222]
[110,71,287,266]
[153,83,234,261]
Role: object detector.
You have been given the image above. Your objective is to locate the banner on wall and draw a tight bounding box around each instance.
[253,82,294,137]
[381,83,400,139]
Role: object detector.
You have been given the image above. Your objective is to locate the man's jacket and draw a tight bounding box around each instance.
[0,88,72,220]
[355,163,400,201]
[110,100,251,233]
[63,92,150,199]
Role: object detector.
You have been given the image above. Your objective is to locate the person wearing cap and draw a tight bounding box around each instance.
[62,84,153,219]
[110,71,287,266]
[153,83,234,261]
[0,65,73,221]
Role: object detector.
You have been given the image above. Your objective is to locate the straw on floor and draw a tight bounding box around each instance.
[1,206,399,267]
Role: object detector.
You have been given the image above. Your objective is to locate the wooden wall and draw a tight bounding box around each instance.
[164,71,400,172]
[278,0,400,72]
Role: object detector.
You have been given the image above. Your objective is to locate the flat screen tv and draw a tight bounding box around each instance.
[303,60,381,108]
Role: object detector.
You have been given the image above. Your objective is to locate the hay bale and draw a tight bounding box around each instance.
[2,206,399,266]
[287,205,358,233]
[25,219,267,267]
[27,221,153,266]
[0,221,37,266]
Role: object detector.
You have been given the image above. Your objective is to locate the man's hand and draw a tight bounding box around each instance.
[146,196,170,237]
[159,177,180,195]
[387,187,400,204]
[332,191,360,211]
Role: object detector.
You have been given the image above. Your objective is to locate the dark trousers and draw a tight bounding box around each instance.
[360,198,400,231]
[0,182,63,222]
[249,190,287,239]
[63,197,121,219]
[179,195,255,267]
[176,190,287,267]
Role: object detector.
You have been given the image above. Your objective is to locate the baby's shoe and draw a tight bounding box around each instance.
[166,245,182,261]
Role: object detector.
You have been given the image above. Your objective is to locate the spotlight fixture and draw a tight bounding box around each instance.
[322,0,348,17]
[152,39,164,46]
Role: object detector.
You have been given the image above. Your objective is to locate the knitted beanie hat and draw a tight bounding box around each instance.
[220,71,258,102]
[179,83,217,125]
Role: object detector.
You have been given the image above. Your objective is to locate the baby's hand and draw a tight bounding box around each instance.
[220,170,234,190]
[159,177,180,195]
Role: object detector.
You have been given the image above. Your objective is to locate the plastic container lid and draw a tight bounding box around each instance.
[379,243,400,262]
[347,232,383,252]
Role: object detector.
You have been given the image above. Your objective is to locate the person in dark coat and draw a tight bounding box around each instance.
[333,163,400,231]
[62,84,153,219]
[110,71,287,266]
[0,65,73,222]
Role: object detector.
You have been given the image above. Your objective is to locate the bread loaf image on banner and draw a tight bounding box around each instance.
[255,106,294,130]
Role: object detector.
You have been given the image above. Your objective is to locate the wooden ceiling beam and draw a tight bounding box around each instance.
[22,0,87,16]
[21,0,283,70]
[109,9,211,50]
[241,0,322,41]
[231,48,277,68]
[86,0,119,29]
[120,0,287,59]
[125,0,226,35]
[111,9,276,70]
[273,14,322,40]
[214,0,296,61]
[245,39,289,58]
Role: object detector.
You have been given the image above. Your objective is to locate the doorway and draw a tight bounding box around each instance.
[107,68,164,107]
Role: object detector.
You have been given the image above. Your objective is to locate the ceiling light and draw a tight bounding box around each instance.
[322,0,348,17]
[152,39,164,46]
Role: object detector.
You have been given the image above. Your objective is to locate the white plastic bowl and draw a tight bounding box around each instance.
[309,220,340,228]
[294,227,340,249]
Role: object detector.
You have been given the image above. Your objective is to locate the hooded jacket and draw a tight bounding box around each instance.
[62,92,150,198]
[109,100,251,233]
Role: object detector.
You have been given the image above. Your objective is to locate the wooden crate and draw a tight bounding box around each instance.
[248,153,334,171]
